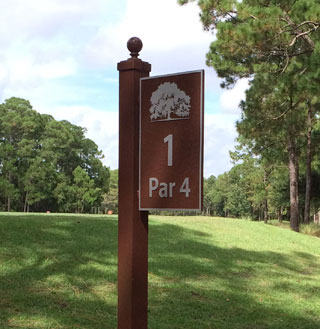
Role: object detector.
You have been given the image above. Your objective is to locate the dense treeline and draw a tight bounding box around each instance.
[203,152,320,222]
[0,97,110,213]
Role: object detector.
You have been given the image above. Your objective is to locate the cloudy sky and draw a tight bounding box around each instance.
[0,0,248,177]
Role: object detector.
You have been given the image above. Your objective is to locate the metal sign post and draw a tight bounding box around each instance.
[117,37,151,329]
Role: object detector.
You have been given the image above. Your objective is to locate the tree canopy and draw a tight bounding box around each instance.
[180,0,320,230]
[180,0,320,85]
[0,97,110,213]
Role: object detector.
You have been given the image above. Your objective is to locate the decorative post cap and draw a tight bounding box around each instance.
[127,37,143,58]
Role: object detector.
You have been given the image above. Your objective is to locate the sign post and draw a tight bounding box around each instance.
[117,38,203,329]
[117,37,151,329]
[139,71,204,211]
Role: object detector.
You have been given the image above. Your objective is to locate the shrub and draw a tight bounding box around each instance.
[300,223,320,237]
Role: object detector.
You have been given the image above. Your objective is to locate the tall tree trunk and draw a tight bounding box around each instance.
[288,136,299,232]
[7,172,12,212]
[263,170,268,223]
[264,200,268,223]
[7,197,11,212]
[304,101,312,224]
[259,207,262,222]
[24,191,29,213]
[278,206,283,223]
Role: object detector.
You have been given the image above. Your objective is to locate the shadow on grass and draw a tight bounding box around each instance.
[148,220,320,329]
[0,215,118,329]
[1,215,320,329]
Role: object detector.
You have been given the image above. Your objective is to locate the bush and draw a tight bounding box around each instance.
[300,223,320,237]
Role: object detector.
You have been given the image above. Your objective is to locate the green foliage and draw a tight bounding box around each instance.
[181,0,320,86]
[180,0,320,230]
[0,97,110,213]
[102,169,118,213]
[71,166,101,213]
[268,165,290,214]
[204,160,266,219]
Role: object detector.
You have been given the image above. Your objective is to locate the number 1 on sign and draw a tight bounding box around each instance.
[164,134,173,167]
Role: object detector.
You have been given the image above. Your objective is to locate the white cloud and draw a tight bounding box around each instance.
[0,0,117,102]
[0,0,114,42]
[85,0,213,70]
[0,0,218,102]
[3,54,76,86]
[220,79,249,113]
[204,113,239,177]
[36,59,77,80]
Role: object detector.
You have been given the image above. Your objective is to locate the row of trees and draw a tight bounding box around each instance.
[203,152,320,222]
[0,97,110,213]
[180,0,320,231]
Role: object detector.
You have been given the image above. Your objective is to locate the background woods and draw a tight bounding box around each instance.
[0,97,110,213]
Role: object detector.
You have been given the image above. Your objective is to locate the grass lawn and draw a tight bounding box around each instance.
[0,213,320,329]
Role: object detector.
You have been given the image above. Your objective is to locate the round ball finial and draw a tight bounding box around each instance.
[127,37,143,58]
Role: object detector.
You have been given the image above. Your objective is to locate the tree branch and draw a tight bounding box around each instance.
[257,96,306,126]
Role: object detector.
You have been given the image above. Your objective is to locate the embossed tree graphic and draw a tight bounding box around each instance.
[149,82,191,121]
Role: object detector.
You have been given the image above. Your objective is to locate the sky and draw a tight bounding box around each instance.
[0,0,248,177]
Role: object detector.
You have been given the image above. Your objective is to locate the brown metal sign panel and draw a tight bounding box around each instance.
[139,70,204,211]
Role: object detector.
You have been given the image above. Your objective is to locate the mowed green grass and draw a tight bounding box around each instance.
[1,214,320,329]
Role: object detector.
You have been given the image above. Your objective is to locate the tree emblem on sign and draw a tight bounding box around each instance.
[149,82,191,121]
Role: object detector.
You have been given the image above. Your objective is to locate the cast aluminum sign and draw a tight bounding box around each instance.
[139,70,204,211]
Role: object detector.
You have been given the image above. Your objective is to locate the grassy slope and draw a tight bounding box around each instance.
[148,217,320,329]
[0,214,320,329]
